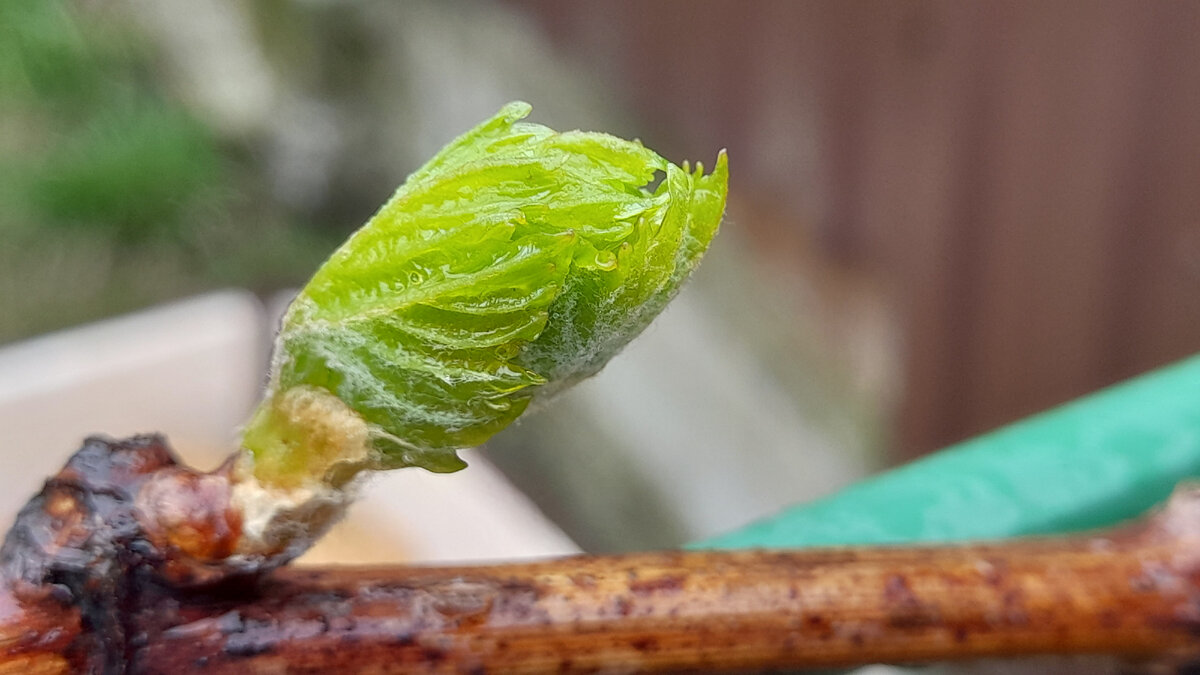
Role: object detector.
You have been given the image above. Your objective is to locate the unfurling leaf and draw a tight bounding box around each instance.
[241,101,728,486]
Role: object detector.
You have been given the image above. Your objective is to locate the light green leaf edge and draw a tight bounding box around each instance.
[241,101,728,486]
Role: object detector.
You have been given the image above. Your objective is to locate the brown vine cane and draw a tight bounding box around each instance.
[3,435,1200,672]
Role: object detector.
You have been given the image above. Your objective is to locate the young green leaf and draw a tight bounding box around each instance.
[241,101,728,487]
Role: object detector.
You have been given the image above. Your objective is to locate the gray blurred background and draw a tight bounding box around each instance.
[3,1,1199,558]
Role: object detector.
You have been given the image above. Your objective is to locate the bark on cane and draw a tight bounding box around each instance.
[3,436,1200,672]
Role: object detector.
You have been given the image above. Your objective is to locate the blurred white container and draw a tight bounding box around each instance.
[0,291,576,564]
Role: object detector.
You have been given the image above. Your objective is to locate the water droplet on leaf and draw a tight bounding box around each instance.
[484,398,512,411]
[594,249,618,271]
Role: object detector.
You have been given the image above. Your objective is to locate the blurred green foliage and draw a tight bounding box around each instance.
[30,106,220,242]
[0,0,338,343]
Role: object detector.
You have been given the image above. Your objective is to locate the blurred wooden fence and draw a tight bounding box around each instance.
[514,0,1200,459]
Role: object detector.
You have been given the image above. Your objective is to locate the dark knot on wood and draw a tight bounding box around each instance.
[0,436,251,672]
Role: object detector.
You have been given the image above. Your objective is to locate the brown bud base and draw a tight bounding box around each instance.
[4,436,1200,673]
